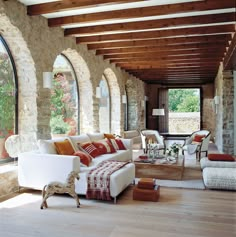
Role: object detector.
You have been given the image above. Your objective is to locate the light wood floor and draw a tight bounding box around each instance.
[0,187,235,237]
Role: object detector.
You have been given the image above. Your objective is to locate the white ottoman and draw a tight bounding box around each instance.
[203,167,236,190]
[75,162,135,203]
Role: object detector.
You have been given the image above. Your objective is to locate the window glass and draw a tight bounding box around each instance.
[0,37,17,161]
[50,55,79,136]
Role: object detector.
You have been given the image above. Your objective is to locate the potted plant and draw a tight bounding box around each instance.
[50,115,70,138]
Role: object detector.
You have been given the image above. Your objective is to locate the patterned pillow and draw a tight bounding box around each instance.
[73,150,92,166]
[93,139,116,154]
[78,142,101,158]
[110,139,126,150]
[54,139,75,155]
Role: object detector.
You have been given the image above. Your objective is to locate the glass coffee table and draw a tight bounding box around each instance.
[133,152,185,180]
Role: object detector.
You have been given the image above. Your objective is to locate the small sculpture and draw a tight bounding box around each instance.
[40,171,80,209]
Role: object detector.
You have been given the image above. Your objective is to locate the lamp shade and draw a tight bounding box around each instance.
[122,95,127,104]
[96,86,101,98]
[152,108,165,116]
[43,72,52,89]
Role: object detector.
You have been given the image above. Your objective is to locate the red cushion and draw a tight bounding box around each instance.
[193,134,206,142]
[208,153,235,162]
[110,139,126,150]
[92,139,116,154]
[73,151,92,166]
[78,142,101,158]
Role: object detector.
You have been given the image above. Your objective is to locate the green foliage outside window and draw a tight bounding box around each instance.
[0,52,15,138]
[50,72,76,134]
[168,89,200,112]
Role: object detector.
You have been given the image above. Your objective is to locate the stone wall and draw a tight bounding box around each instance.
[169,112,200,134]
[222,71,234,154]
[215,64,234,153]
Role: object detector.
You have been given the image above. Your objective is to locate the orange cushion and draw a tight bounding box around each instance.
[54,139,75,155]
[78,142,101,158]
[193,134,206,142]
[73,151,92,166]
[104,133,116,139]
[208,154,235,162]
[110,139,126,150]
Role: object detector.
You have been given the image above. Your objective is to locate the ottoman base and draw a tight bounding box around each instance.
[203,167,236,190]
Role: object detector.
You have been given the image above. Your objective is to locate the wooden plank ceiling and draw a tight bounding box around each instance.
[20,0,236,85]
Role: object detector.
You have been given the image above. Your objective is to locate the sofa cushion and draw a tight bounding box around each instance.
[69,134,91,151]
[54,139,75,155]
[78,142,101,158]
[37,137,71,154]
[73,150,92,167]
[208,153,235,162]
[104,133,116,139]
[87,132,104,142]
[110,139,126,150]
[93,139,116,154]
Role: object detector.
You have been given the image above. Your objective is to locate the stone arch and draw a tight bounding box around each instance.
[104,68,121,134]
[62,49,93,133]
[0,12,38,151]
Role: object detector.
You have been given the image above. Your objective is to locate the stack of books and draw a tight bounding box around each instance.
[133,178,160,202]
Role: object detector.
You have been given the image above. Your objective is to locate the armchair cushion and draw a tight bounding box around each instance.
[193,134,206,142]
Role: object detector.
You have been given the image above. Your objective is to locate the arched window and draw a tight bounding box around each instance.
[50,54,79,136]
[0,36,17,161]
[99,75,110,133]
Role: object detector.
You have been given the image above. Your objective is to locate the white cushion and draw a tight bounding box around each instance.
[69,134,91,151]
[200,157,236,169]
[37,137,71,154]
[87,132,104,142]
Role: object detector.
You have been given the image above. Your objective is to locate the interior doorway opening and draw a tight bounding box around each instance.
[168,88,200,135]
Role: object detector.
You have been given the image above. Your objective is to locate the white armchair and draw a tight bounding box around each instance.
[182,130,211,161]
[140,129,166,154]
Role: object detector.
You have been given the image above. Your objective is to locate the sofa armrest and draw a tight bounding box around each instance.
[18,152,80,190]
[120,138,133,150]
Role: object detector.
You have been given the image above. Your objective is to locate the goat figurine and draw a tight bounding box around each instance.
[40,171,80,209]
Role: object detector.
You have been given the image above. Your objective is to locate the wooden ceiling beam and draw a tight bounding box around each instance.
[48,0,235,27]
[128,69,217,74]
[27,0,144,16]
[116,62,219,67]
[87,35,232,50]
[105,49,225,59]
[96,43,227,55]
[67,12,235,36]
[76,25,234,43]
[114,57,220,64]
[117,64,219,70]
[223,32,236,70]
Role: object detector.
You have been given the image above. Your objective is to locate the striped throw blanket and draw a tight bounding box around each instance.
[86,160,129,201]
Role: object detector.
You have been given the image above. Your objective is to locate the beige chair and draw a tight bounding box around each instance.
[182,130,211,161]
[140,129,166,154]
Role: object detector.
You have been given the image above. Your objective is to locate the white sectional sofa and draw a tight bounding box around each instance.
[18,133,135,202]
[200,157,236,190]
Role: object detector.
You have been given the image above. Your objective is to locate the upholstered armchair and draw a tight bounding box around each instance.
[182,130,211,161]
[140,129,166,154]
